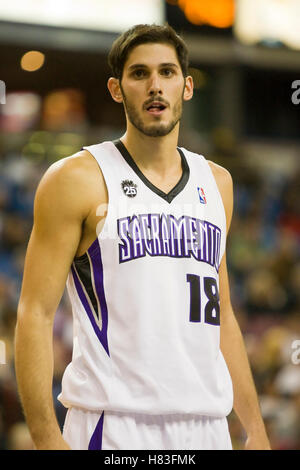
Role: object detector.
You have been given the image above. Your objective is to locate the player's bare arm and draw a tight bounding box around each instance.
[15,151,106,450]
[209,161,271,450]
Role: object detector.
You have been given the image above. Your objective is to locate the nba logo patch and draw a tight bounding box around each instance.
[197,187,207,204]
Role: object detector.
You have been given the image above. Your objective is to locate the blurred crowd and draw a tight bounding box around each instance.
[0,126,299,450]
[226,159,300,449]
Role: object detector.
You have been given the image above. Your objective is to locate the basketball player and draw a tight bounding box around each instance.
[15,24,271,450]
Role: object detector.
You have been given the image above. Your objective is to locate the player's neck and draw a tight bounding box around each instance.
[120,126,180,175]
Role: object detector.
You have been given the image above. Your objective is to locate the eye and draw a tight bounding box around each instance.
[133,69,146,78]
[161,68,174,77]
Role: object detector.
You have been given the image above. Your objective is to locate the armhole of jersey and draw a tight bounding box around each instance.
[81,144,114,243]
[205,159,228,262]
[206,161,227,228]
[183,148,228,263]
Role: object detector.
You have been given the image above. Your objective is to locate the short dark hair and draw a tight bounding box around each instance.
[108,24,189,80]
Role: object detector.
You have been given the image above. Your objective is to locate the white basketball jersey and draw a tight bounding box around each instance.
[58,140,233,418]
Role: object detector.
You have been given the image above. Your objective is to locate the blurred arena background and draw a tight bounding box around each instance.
[0,0,299,450]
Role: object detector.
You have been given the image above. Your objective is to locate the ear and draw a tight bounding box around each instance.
[107,77,123,103]
[183,75,194,102]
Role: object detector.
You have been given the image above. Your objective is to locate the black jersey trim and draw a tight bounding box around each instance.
[113,139,190,204]
[73,256,99,318]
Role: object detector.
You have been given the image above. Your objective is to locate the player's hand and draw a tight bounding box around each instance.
[244,433,271,450]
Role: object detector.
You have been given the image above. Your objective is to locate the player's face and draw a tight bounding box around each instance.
[117,43,193,137]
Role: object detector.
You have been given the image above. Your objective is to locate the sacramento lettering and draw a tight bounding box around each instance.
[117,213,221,272]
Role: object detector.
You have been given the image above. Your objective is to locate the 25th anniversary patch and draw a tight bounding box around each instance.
[121,180,138,198]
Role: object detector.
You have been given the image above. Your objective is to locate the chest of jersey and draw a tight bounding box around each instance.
[99,140,225,275]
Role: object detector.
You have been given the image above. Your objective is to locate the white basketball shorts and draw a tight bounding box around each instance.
[62,408,232,450]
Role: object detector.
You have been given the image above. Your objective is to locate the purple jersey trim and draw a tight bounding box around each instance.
[88,411,104,450]
[71,238,109,356]
[73,237,99,262]
[87,239,110,355]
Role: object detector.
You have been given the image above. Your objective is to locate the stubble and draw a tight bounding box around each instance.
[120,83,185,138]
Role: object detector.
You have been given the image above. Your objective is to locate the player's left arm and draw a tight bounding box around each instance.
[209,161,271,450]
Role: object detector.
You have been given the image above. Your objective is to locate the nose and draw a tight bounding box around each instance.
[148,72,162,96]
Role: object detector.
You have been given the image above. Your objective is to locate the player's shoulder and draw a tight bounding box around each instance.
[45,148,98,182]
[207,160,233,192]
[37,148,104,196]
[180,146,233,190]
[34,149,104,218]
[208,160,233,230]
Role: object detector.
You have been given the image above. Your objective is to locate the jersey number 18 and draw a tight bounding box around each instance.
[186,274,220,326]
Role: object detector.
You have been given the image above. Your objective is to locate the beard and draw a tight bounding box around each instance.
[120,84,185,138]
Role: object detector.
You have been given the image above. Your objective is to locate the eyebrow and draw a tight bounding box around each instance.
[128,62,179,71]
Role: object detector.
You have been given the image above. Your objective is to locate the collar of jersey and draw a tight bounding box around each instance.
[113,139,190,204]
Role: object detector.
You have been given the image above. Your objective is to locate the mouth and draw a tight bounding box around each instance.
[145,101,167,116]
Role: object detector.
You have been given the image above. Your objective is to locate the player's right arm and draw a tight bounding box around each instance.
[15,153,95,450]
